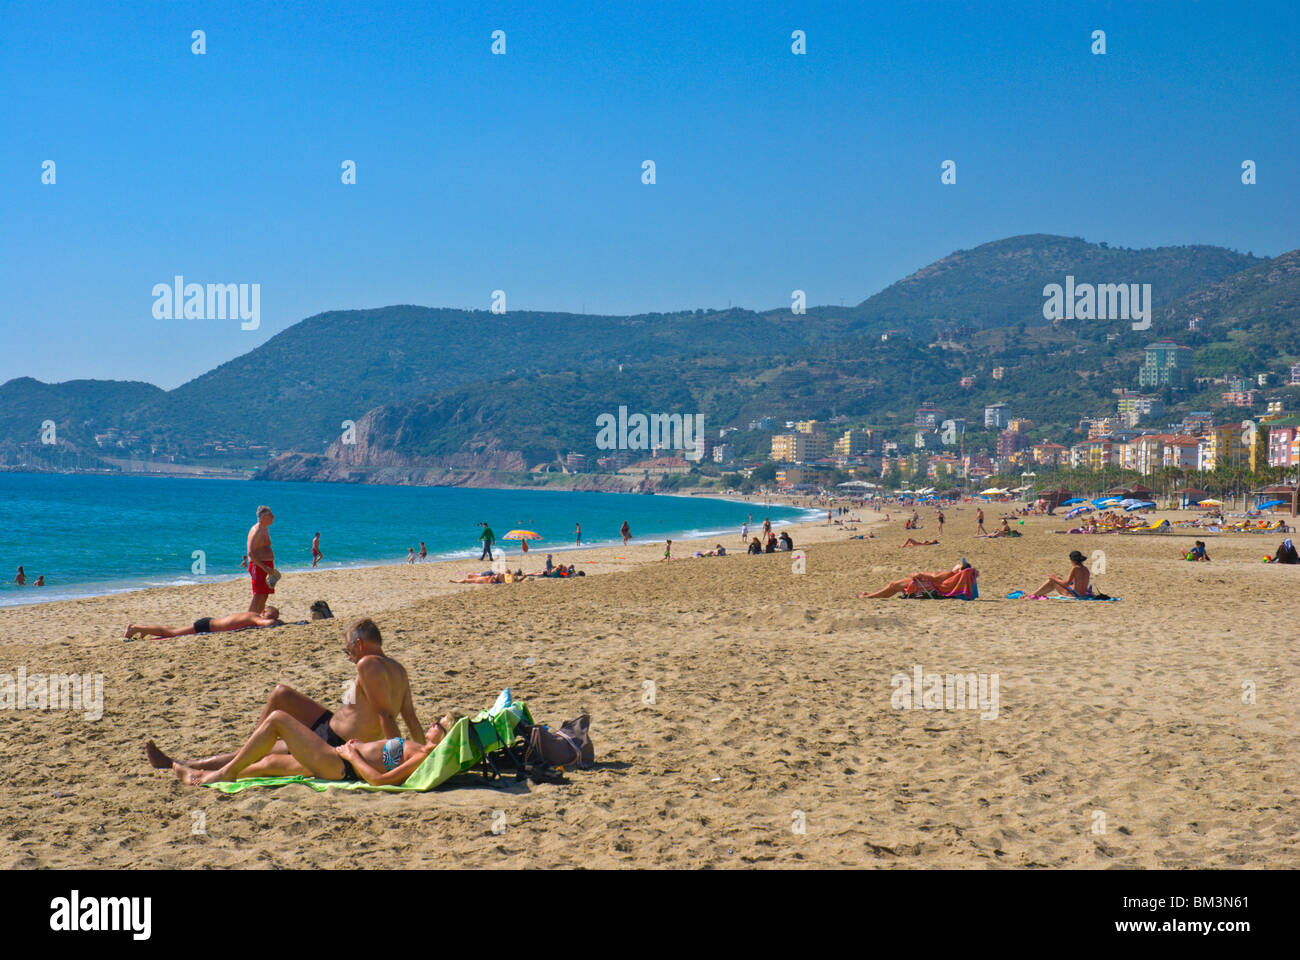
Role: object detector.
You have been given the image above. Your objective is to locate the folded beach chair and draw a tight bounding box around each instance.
[209,690,534,794]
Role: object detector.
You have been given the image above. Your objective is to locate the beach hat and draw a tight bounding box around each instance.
[1068,550,1086,563]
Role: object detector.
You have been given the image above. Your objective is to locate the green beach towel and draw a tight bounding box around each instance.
[209,698,533,794]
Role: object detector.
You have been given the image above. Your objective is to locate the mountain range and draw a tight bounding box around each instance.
[5,234,1296,483]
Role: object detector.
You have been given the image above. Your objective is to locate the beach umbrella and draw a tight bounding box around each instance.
[1257,499,1287,510]
[1093,496,1121,506]
[1124,500,1156,512]
[1061,497,1086,505]
[1198,498,1223,506]
[502,529,543,552]
[978,487,1003,495]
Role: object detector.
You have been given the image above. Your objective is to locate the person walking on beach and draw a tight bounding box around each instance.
[663,539,672,560]
[620,520,631,545]
[937,510,945,535]
[762,517,772,539]
[311,532,323,567]
[419,541,427,561]
[741,521,748,542]
[575,523,581,546]
[246,506,277,614]
[975,508,986,536]
[13,566,25,585]
[479,522,495,561]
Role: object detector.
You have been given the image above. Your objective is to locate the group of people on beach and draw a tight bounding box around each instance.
[146,617,454,788]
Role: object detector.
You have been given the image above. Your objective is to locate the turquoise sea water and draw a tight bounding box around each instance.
[1,473,812,607]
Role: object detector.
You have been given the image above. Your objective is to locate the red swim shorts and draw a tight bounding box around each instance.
[249,562,275,595]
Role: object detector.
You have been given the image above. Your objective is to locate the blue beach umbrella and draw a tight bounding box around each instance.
[1257,499,1286,510]
[1061,497,1086,505]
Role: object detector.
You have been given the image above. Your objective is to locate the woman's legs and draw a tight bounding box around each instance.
[1031,575,1067,596]
[176,710,344,785]
[859,578,910,599]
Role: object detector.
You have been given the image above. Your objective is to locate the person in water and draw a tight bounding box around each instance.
[165,709,465,786]
[126,607,283,640]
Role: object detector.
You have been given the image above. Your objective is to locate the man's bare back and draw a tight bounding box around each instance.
[330,652,420,741]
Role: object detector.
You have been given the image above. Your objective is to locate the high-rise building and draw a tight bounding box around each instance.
[1138,340,1193,389]
[984,403,1009,429]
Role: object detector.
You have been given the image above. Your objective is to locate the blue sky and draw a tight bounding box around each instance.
[2,0,1297,389]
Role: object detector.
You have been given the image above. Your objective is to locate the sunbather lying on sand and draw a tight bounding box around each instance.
[900,538,939,547]
[857,561,975,599]
[125,607,282,639]
[160,709,464,786]
[451,572,505,584]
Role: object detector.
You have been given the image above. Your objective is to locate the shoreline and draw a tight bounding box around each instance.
[5,505,847,625]
[5,494,823,612]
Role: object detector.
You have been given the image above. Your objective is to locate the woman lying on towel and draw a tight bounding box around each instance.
[857,560,976,599]
[165,709,464,786]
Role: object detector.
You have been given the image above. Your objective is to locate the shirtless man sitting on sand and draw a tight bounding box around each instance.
[145,617,425,771]
[126,607,283,640]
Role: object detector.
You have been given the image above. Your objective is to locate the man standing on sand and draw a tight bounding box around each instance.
[575,522,581,546]
[145,617,426,771]
[246,506,277,614]
[479,521,495,561]
[976,507,986,536]
[311,532,323,567]
[620,520,631,545]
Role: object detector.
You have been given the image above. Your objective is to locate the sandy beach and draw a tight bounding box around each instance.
[2,504,1297,869]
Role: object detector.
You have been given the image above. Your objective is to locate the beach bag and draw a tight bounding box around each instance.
[523,716,593,770]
